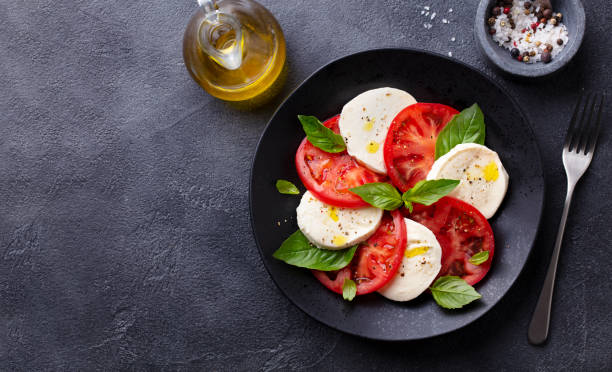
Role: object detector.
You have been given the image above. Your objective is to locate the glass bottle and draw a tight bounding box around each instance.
[183,0,286,107]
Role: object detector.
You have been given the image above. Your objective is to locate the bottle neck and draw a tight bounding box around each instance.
[196,0,244,70]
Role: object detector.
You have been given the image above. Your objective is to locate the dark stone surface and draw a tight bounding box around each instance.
[0,0,610,370]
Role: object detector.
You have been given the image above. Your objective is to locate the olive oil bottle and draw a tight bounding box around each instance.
[183,0,286,107]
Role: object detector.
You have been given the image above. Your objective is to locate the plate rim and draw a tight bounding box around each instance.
[248,47,545,341]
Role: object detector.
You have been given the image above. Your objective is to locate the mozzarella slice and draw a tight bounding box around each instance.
[339,87,417,174]
[296,191,383,250]
[378,218,442,302]
[427,143,509,219]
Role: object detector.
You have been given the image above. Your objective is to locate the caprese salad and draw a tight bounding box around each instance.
[273,87,509,309]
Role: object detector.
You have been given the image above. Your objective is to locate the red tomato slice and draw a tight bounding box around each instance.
[312,210,407,296]
[404,197,495,286]
[383,103,459,192]
[295,115,387,208]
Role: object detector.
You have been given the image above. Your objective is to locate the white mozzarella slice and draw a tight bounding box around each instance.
[339,87,417,174]
[426,143,509,219]
[378,218,442,302]
[296,191,383,250]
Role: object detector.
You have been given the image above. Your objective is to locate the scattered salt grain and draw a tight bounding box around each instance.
[442,18,449,24]
[448,52,453,57]
[451,36,456,42]
[425,11,429,16]
[431,12,436,20]
[448,8,453,12]
[424,6,430,10]
[423,23,433,29]
[421,10,425,15]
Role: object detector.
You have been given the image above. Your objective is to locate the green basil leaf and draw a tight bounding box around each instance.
[468,251,490,266]
[342,279,357,301]
[404,200,414,213]
[273,230,357,271]
[276,179,300,195]
[349,182,403,210]
[434,103,486,159]
[402,179,460,206]
[298,115,346,153]
[430,276,482,309]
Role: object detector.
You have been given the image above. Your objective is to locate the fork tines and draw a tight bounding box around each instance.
[565,93,605,155]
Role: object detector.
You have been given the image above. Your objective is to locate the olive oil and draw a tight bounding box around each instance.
[183,0,286,106]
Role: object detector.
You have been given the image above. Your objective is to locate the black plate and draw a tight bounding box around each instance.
[249,48,544,341]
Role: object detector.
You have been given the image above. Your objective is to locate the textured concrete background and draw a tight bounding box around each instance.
[1,0,611,370]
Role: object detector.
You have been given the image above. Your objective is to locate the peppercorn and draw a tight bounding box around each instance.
[546,43,553,52]
[523,55,530,62]
[524,9,530,15]
[541,51,552,63]
[509,19,516,29]
[523,51,530,57]
[488,17,496,26]
[518,55,523,62]
[556,12,563,21]
[530,50,536,57]
[557,38,563,46]
[540,18,547,25]
[549,18,557,25]
[543,9,553,19]
[510,48,520,58]
[531,22,538,31]
[503,7,510,14]
[524,1,531,9]
[492,6,501,16]
[536,10,544,18]
[489,28,497,35]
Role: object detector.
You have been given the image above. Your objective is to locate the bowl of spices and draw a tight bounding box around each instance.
[475,0,585,77]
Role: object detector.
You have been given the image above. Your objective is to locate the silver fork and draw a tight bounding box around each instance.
[528,93,605,345]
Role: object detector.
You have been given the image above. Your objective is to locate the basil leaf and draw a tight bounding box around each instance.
[342,279,357,301]
[349,182,403,210]
[298,115,346,153]
[404,201,414,214]
[402,179,459,206]
[468,251,490,266]
[434,103,486,159]
[273,230,357,271]
[276,179,300,195]
[430,276,482,309]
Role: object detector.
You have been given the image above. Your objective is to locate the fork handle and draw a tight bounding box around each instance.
[528,181,575,345]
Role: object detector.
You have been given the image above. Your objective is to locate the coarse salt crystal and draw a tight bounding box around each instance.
[421,10,425,15]
[451,36,456,41]
[448,8,453,12]
[431,12,436,20]
[442,18,448,24]
[424,6,430,10]
[448,52,453,57]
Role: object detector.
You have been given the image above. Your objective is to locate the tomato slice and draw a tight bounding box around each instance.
[295,115,387,208]
[383,103,459,192]
[312,210,407,296]
[404,197,494,286]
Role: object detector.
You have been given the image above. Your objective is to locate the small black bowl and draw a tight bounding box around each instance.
[475,0,585,77]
